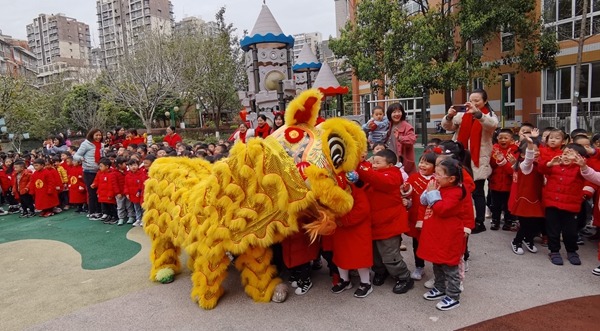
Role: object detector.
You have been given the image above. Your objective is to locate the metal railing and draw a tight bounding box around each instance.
[530,112,600,133]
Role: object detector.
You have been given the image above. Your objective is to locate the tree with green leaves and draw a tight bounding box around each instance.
[330,0,560,108]
[61,82,119,132]
[0,75,38,152]
[179,7,246,128]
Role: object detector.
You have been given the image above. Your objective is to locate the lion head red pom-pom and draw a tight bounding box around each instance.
[284,127,304,144]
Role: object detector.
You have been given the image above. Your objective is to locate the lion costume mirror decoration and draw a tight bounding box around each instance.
[142,89,367,309]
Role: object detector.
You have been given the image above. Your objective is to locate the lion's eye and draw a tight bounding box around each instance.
[328,134,345,169]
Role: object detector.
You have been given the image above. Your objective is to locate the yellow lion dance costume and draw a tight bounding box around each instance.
[142,89,367,309]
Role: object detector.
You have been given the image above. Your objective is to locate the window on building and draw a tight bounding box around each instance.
[473,77,485,90]
[591,62,600,98]
[501,34,514,52]
[545,0,600,38]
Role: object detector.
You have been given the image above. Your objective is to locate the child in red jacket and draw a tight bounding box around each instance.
[68,159,87,213]
[29,158,60,217]
[12,160,35,218]
[92,158,118,224]
[419,158,472,311]
[124,159,147,227]
[401,151,437,281]
[112,157,135,226]
[489,129,518,231]
[356,149,413,295]
[509,135,544,255]
[538,144,586,266]
[330,182,373,298]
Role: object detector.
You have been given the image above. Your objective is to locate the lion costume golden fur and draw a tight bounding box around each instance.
[142,89,367,309]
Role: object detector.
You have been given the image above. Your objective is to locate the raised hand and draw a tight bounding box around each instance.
[531,128,540,138]
[547,155,562,167]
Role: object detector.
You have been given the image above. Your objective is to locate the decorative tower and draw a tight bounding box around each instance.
[292,43,321,92]
[313,62,349,117]
[238,4,296,115]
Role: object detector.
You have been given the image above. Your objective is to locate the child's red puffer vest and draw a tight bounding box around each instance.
[489,144,517,192]
[538,162,584,213]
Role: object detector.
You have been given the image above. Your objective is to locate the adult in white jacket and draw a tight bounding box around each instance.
[442,89,499,234]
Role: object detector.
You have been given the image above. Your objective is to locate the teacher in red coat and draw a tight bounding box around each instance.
[163,126,182,148]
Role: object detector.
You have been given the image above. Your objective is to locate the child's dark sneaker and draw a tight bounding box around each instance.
[436,296,460,311]
[423,288,446,300]
[549,252,563,265]
[490,221,500,231]
[294,278,312,295]
[576,236,584,245]
[392,278,414,294]
[511,241,524,255]
[502,223,512,231]
[27,211,35,218]
[372,271,388,286]
[331,279,352,294]
[311,259,322,270]
[354,283,373,298]
[522,239,538,253]
[19,211,28,218]
[593,266,600,276]
[472,222,486,234]
[566,252,581,265]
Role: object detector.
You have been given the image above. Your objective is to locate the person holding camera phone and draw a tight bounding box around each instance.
[442,89,499,234]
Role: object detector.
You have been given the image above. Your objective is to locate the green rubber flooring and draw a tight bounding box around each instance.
[0,209,141,270]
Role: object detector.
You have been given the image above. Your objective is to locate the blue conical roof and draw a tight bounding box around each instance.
[293,43,322,72]
[240,5,294,51]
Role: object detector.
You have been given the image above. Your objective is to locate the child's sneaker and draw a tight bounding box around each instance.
[541,235,548,247]
[52,207,62,214]
[311,259,322,270]
[411,267,424,280]
[522,239,538,253]
[117,219,125,226]
[511,241,524,255]
[423,288,446,300]
[331,279,352,294]
[27,211,35,218]
[436,296,460,311]
[294,278,312,295]
[132,220,143,227]
[353,283,373,298]
[490,220,500,231]
[502,222,512,231]
[592,266,600,276]
[19,211,28,218]
[0,208,8,216]
[566,252,581,265]
[577,236,584,245]
[127,218,135,224]
[43,212,55,218]
[8,205,21,214]
[548,252,563,265]
[424,278,435,289]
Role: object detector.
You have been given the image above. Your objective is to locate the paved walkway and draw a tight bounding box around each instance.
[2,211,599,331]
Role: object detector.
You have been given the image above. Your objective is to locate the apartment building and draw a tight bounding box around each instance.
[0,32,37,77]
[26,13,91,68]
[341,0,600,133]
[96,0,175,68]
[334,0,352,38]
[292,32,323,64]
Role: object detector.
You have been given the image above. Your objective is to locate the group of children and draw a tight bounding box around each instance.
[0,131,234,227]
[4,121,600,310]
[471,124,600,273]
